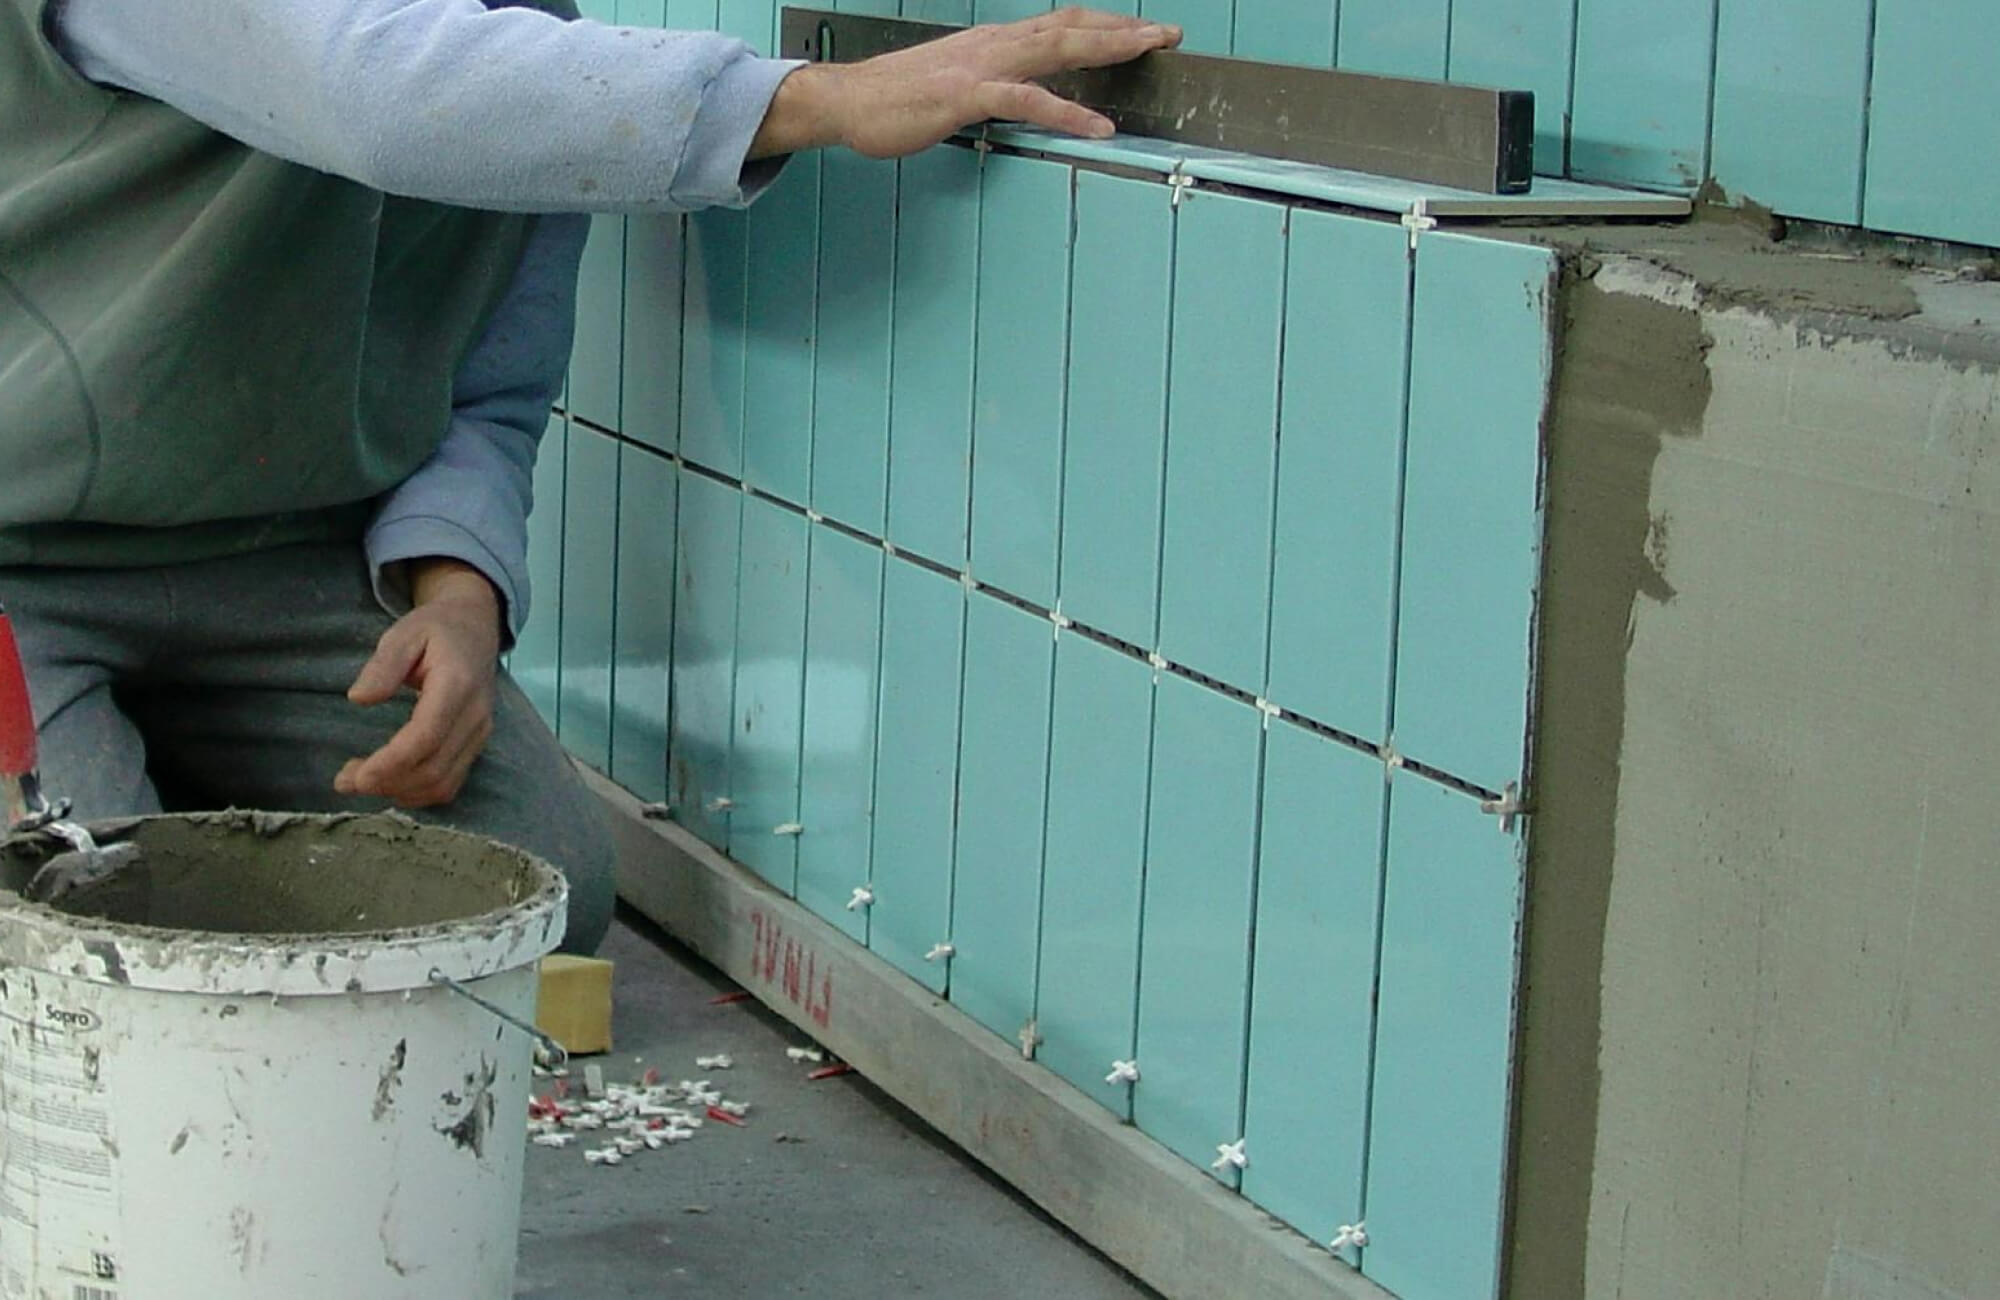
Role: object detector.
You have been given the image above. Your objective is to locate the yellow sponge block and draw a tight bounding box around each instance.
[535,955,614,1057]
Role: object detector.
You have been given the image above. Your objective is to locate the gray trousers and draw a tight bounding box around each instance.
[0,542,615,952]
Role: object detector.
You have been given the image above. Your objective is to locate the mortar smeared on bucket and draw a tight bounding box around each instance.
[0,810,567,1299]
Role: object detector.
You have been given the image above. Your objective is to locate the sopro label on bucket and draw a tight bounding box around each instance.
[0,975,121,1299]
[43,1005,101,1033]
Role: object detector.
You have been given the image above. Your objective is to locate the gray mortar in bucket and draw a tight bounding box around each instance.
[2,811,541,936]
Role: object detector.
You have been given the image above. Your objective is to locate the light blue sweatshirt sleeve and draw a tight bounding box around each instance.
[364,212,591,644]
[50,0,800,212]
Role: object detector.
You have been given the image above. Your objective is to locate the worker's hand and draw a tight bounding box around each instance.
[337,558,503,810]
[749,8,1182,161]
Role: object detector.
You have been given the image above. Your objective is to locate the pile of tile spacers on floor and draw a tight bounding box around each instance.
[526,1061,751,1167]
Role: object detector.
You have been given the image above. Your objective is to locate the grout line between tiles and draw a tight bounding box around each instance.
[557,406,1508,808]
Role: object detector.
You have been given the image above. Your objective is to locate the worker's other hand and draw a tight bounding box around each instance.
[749,8,1182,161]
[337,558,502,810]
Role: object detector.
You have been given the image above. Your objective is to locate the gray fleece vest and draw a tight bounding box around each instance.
[0,0,549,566]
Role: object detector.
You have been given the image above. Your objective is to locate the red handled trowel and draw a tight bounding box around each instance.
[0,602,143,903]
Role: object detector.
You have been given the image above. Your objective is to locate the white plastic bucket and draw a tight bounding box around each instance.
[0,811,567,1299]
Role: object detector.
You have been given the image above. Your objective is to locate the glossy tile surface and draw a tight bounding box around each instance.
[729,496,810,891]
[1057,170,1173,650]
[1156,191,1285,693]
[1036,633,1154,1118]
[1394,232,1553,794]
[886,145,982,569]
[1364,775,1522,1300]
[669,471,742,850]
[810,152,898,534]
[1241,720,1384,1245]
[796,527,885,942]
[611,445,677,804]
[741,159,821,505]
[970,154,1072,607]
[868,560,966,993]
[1266,208,1408,742]
[949,594,1056,1041]
[1133,675,1263,1183]
[559,424,621,771]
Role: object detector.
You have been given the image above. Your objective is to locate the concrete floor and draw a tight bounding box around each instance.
[515,908,1158,1298]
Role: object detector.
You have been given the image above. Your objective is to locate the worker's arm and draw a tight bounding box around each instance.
[52,2,1181,213]
[364,212,589,644]
[339,212,588,809]
[51,0,796,212]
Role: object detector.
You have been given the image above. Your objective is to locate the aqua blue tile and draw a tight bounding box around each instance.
[611,445,677,804]
[1157,191,1284,693]
[680,208,748,476]
[1394,233,1553,794]
[974,0,1045,20]
[669,471,742,849]
[662,0,715,27]
[577,0,616,18]
[616,0,665,24]
[1233,0,1335,65]
[516,414,568,728]
[796,527,884,942]
[717,0,772,51]
[869,560,965,993]
[1448,0,1573,173]
[1363,773,1522,1300]
[622,213,683,454]
[901,0,971,20]
[1240,719,1383,1246]
[1865,1,2000,248]
[1337,0,1448,78]
[970,154,1071,607]
[810,152,897,534]
[832,0,898,14]
[1267,209,1407,743]
[1058,170,1171,649]
[1710,0,1869,224]
[1036,633,1153,1118]
[1570,0,1714,189]
[729,496,809,891]
[560,426,621,772]
[1141,0,1231,53]
[949,594,1055,1041]
[568,213,624,432]
[1133,675,1262,1183]
[742,159,820,505]
[887,145,982,569]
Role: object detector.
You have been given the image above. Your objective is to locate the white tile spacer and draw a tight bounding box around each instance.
[1105,1060,1141,1087]
[1017,1019,1042,1061]
[806,508,825,523]
[695,1054,734,1070]
[882,539,899,558]
[772,822,805,837]
[1480,781,1526,834]
[924,942,956,963]
[846,885,876,912]
[1402,198,1437,250]
[705,797,736,814]
[1146,652,1168,672]
[584,1148,623,1166]
[1330,1222,1369,1252]
[786,1046,826,1063]
[1167,165,1196,209]
[1212,1138,1249,1173]
[960,571,977,592]
[1380,744,1404,780]
[640,801,673,820]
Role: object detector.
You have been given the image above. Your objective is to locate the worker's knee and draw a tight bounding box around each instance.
[549,801,616,955]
